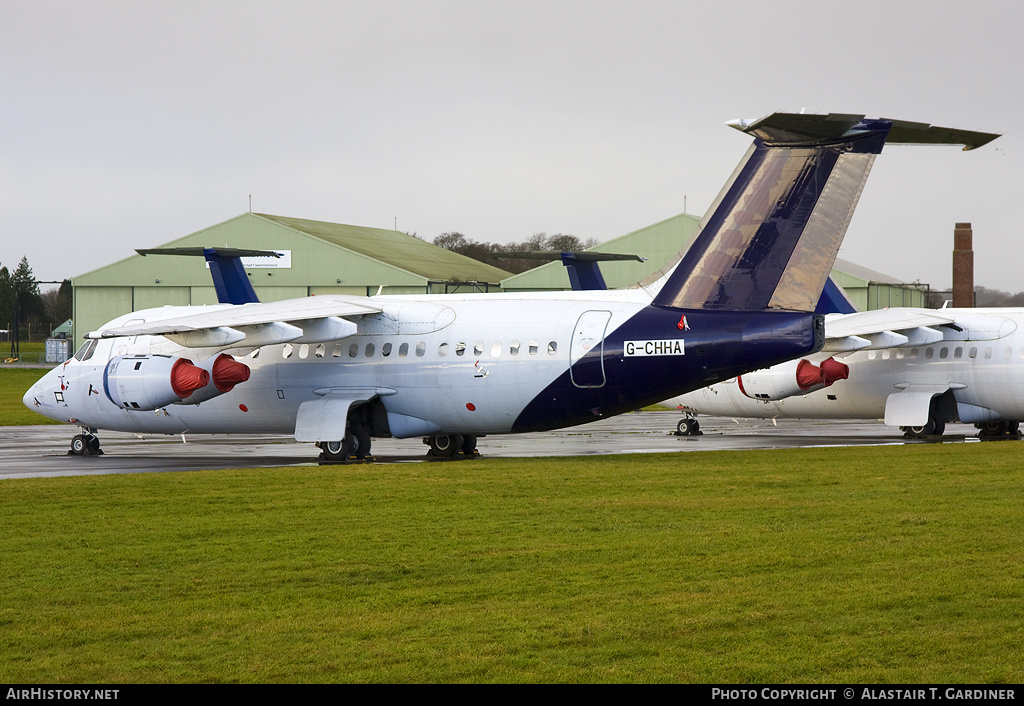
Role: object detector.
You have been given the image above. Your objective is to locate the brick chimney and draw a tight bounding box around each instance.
[952,222,974,308]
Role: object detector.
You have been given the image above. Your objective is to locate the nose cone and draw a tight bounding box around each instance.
[22,368,60,420]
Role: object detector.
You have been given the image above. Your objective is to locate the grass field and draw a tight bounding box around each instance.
[2,443,1022,683]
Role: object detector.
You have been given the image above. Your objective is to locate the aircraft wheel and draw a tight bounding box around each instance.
[428,434,463,457]
[321,435,356,463]
[676,418,701,436]
[71,434,87,456]
[978,421,1007,436]
[904,421,934,439]
[461,434,479,456]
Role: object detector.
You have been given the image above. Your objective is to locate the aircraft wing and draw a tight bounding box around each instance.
[87,295,384,348]
[821,308,956,351]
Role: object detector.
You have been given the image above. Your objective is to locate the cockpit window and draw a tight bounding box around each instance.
[74,340,98,361]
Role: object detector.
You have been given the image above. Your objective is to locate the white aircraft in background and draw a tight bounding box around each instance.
[23,113,998,460]
[669,297,1024,439]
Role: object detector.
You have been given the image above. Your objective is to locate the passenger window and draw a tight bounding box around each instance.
[491,342,501,357]
[250,348,261,359]
[985,347,993,359]
[299,344,309,359]
[529,341,539,355]
[349,343,359,358]
[438,343,449,357]
[510,341,521,356]
[969,347,978,359]
[474,342,484,356]
[283,344,294,359]
[332,344,342,358]
[399,343,409,358]
[548,341,557,355]
[939,347,948,359]
[365,343,375,357]
[456,342,466,357]
[925,348,934,359]
[415,342,426,357]
[954,346,963,359]
[382,342,392,357]
[315,344,326,358]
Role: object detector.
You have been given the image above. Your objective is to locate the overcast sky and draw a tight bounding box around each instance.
[3,0,1021,293]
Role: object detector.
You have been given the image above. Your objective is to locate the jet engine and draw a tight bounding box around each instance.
[737,357,849,401]
[178,354,252,405]
[104,355,210,411]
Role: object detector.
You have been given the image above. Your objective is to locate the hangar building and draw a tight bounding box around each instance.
[500,212,930,309]
[70,213,511,347]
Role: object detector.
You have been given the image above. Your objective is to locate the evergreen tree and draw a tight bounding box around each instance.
[12,257,42,334]
[0,264,11,331]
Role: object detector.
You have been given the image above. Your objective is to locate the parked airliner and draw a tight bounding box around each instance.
[669,304,1024,439]
[23,113,998,460]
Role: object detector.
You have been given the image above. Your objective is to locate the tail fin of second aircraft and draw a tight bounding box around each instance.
[643,112,998,312]
[135,247,282,305]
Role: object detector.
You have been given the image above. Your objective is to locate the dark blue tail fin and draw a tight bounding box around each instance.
[646,113,998,312]
[135,247,282,304]
[815,276,859,315]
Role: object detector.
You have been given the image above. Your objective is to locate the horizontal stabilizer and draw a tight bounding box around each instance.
[728,113,1000,151]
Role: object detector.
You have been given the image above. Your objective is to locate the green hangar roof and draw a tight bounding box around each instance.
[70,213,513,347]
[253,214,512,284]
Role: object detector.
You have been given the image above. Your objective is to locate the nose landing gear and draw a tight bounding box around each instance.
[69,433,102,456]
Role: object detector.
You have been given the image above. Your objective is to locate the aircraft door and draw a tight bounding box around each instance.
[570,310,612,388]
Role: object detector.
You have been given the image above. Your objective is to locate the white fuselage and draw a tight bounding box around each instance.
[24,290,649,437]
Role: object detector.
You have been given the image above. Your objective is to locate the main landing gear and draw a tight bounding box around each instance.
[425,434,479,458]
[901,398,946,439]
[317,424,372,463]
[976,420,1022,439]
[69,432,102,456]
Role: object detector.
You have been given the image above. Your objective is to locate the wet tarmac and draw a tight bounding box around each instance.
[0,412,998,480]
